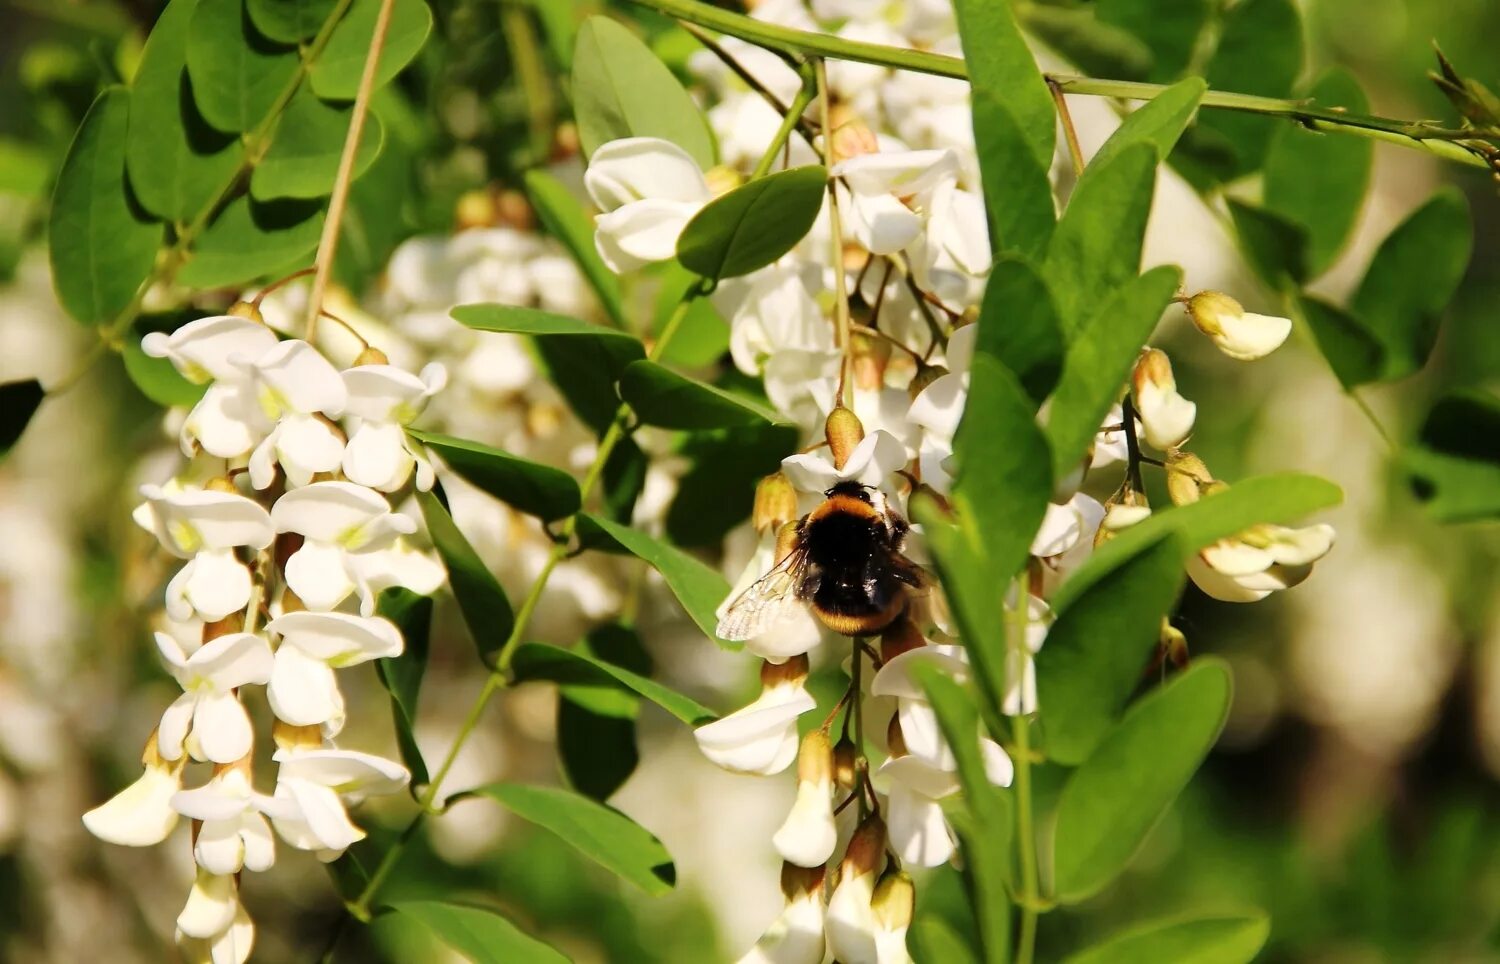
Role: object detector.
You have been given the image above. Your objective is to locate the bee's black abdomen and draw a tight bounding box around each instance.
[804,508,898,629]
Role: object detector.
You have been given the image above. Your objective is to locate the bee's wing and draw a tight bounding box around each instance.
[886,547,932,594]
[715,546,812,641]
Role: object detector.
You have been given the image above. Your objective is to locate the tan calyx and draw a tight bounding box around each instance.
[204,476,239,494]
[796,730,834,786]
[203,612,245,642]
[1165,451,1213,506]
[833,736,858,789]
[825,406,866,470]
[226,301,265,324]
[761,653,811,689]
[780,860,827,900]
[754,473,800,534]
[840,812,887,880]
[273,719,324,752]
[1186,290,1243,337]
[886,714,907,757]
[851,331,891,391]
[353,346,390,367]
[906,362,948,402]
[871,870,916,930]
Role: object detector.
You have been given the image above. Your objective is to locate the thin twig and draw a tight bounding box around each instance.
[817,58,853,408]
[305,0,398,342]
[1049,79,1086,179]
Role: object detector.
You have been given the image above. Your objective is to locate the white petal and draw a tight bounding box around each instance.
[694,686,816,775]
[1030,500,1085,558]
[268,646,342,726]
[342,365,432,422]
[283,780,364,852]
[83,764,181,846]
[907,373,965,443]
[249,340,348,418]
[342,421,414,491]
[779,451,844,494]
[1002,648,1037,717]
[737,893,826,964]
[193,693,255,764]
[1213,311,1293,361]
[877,753,960,800]
[584,137,710,210]
[176,870,239,940]
[870,645,969,700]
[1185,555,1274,603]
[980,738,1014,786]
[825,873,878,964]
[171,781,251,823]
[1136,383,1197,451]
[142,486,276,553]
[284,541,357,611]
[274,747,411,795]
[1264,523,1335,566]
[273,413,346,487]
[158,693,196,761]
[194,818,248,875]
[143,315,280,383]
[833,148,956,197]
[897,700,955,770]
[239,812,276,872]
[595,198,702,269]
[884,779,955,868]
[183,550,253,622]
[189,631,275,690]
[345,540,446,598]
[271,481,408,544]
[184,382,268,459]
[164,562,197,623]
[846,190,922,255]
[267,610,403,664]
[1201,539,1275,576]
[772,778,838,867]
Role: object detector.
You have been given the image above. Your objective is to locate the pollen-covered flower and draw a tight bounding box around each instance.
[340,358,447,491]
[263,611,403,729]
[772,730,837,867]
[270,482,419,614]
[134,482,274,622]
[695,656,816,775]
[1188,521,1336,603]
[1132,348,1197,450]
[1186,291,1293,361]
[585,136,712,272]
[155,630,273,764]
[169,763,276,875]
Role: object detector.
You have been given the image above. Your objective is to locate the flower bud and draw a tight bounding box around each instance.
[1186,291,1293,361]
[496,189,535,231]
[906,362,948,403]
[830,117,880,164]
[755,473,800,534]
[871,870,916,964]
[851,331,891,391]
[825,406,866,470]
[827,813,886,963]
[454,188,498,230]
[879,613,925,663]
[225,301,264,324]
[1131,348,1196,450]
[352,346,390,368]
[739,863,828,964]
[773,731,838,867]
[1095,503,1151,547]
[1160,619,1189,668]
[1165,451,1212,506]
[833,736,858,789]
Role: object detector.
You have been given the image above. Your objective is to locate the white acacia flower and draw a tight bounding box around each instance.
[1002,590,1053,717]
[170,766,276,875]
[1132,348,1196,450]
[720,535,823,663]
[772,731,837,867]
[344,536,447,602]
[585,137,711,273]
[780,430,908,496]
[134,484,275,622]
[270,482,419,614]
[871,872,916,964]
[728,265,833,376]
[877,754,958,867]
[907,323,976,492]
[737,865,826,964]
[1188,522,1335,603]
[1030,493,1105,561]
[264,611,403,728]
[156,631,273,764]
[142,314,280,386]
[826,816,886,964]
[341,362,447,491]
[1186,291,1293,361]
[832,149,959,256]
[178,902,254,964]
[870,644,1014,780]
[695,660,816,775]
[244,340,349,489]
[907,177,991,307]
[177,869,243,943]
[264,747,409,860]
[82,742,185,846]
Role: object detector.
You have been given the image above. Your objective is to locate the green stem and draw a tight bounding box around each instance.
[501,0,556,164]
[1009,575,1040,964]
[625,0,1492,170]
[752,65,818,179]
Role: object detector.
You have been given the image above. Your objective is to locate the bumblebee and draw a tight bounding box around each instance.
[717,480,927,640]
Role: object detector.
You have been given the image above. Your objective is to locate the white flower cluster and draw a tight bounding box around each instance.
[82,311,445,963]
[573,0,1334,957]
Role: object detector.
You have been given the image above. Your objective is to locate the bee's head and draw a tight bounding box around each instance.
[825,480,873,503]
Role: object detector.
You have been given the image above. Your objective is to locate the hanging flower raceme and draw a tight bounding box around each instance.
[585,136,713,272]
[1185,290,1293,361]
[695,656,816,775]
[169,760,276,875]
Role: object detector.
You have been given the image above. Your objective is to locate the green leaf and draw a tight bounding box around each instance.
[917,668,1013,961]
[555,623,649,800]
[1053,472,1342,611]
[249,88,384,199]
[125,0,244,221]
[468,782,675,894]
[953,354,1053,585]
[0,380,44,459]
[575,513,731,646]
[1090,78,1206,170]
[1020,6,1152,80]
[309,0,433,100]
[1351,188,1472,381]
[1191,0,1303,181]
[1095,0,1213,82]
[1264,68,1371,276]
[619,360,785,429]
[666,423,796,547]
[246,0,338,42]
[375,588,431,787]
[408,430,581,522]
[1035,534,1186,765]
[911,917,982,964]
[524,168,626,328]
[1044,265,1180,479]
[1052,658,1232,902]
[415,488,514,666]
[1043,144,1159,334]
[676,166,826,280]
[511,641,717,726]
[651,262,729,368]
[953,0,1056,258]
[382,900,568,963]
[1402,391,1500,523]
[451,304,645,433]
[1297,294,1383,390]
[185,0,300,134]
[571,16,715,169]
[176,195,323,288]
[974,258,1064,403]
[123,331,209,407]
[48,88,162,326]
[1062,912,1270,964]
[1226,199,1308,287]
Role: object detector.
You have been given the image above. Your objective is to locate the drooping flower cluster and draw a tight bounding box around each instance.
[83,309,445,963]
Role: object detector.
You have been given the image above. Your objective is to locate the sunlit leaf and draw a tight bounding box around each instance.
[415,489,514,666]
[1095,0,1213,81]
[468,782,675,894]
[382,901,568,963]
[1062,912,1269,964]
[310,0,433,100]
[1020,5,1152,80]
[374,588,431,787]
[676,166,826,280]
[48,88,162,326]
[246,0,339,43]
[619,360,786,429]
[409,429,581,522]
[571,15,715,169]
[123,331,209,407]
[975,258,1064,403]
[1035,534,1186,765]
[1090,77,1205,170]
[1052,659,1232,902]
[524,168,626,328]
[176,195,323,288]
[185,0,300,133]
[125,0,244,221]
[0,380,44,460]
[511,641,717,725]
[250,88,384,199]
